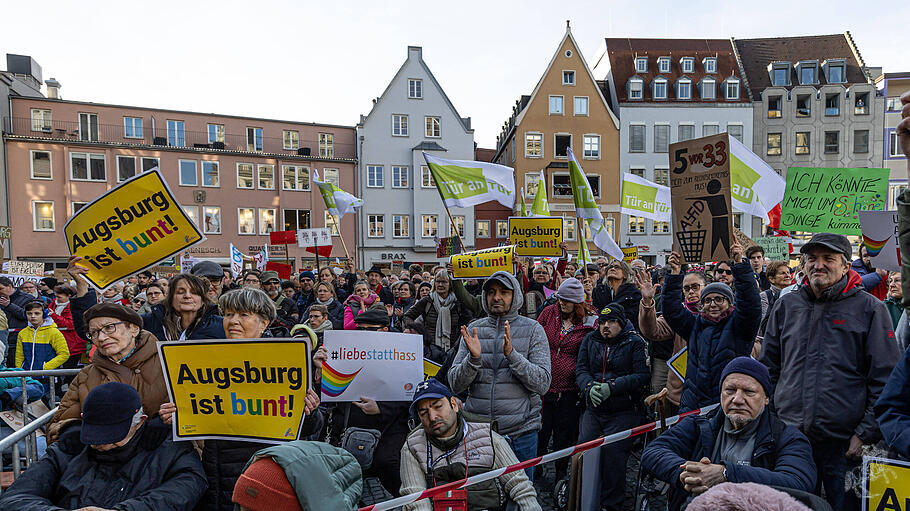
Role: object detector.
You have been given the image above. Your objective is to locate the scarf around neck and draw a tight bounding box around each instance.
[700,305,735,323]
[347,293,377,307]
[431,291,457,351]
[316,296,335,306]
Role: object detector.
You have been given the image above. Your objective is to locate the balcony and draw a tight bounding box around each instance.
[1,116,355,160]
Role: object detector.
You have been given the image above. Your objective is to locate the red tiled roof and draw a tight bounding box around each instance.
[475,147,496,162]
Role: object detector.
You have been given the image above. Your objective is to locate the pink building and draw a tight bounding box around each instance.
[3,96,358,271]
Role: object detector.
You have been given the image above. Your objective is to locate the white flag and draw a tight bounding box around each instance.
[567,148,624,260]
[729,135,786,218]
[314,170,364,217]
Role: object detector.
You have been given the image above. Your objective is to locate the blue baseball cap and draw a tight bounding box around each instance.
[409,378,454,416]
[80,382,142,445]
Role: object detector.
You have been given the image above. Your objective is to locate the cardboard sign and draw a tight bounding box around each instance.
[158,339,310,443]
[450,245,515,279]
[269,230,297,245]
[320,330,423,402]
[780,167,889,235]
[436,236,462,258]
[622,247,638,263]
[859,211,901,272]
[863,456,910,511]
[297,228,333,249]
[669,133,734,264]
[667,347,687,380]
[755,237,791,261]
[508,217,563,256]
[4,261,44,276]
[64,170,205,290]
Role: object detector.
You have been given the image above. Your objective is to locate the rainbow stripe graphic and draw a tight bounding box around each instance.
[321,363,362,397]
[863,234,891,257]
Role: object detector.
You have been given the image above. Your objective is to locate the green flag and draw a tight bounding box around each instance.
[530,170,550,217]
[567,148,623,260]
[519,189,528,217]
[578,222,592,266]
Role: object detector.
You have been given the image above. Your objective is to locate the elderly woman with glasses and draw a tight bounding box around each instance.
[592,259,642,330]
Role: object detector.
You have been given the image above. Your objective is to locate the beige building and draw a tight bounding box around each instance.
[876,72,910,206]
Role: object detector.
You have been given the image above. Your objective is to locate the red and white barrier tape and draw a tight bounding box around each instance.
[357,403,719,511]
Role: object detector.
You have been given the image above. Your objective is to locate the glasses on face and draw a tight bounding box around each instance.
[682,284,702,292]
[607,264,622,270]
[132,299,146,305]
[715,268,732,275]
[702,296,729,306]
[244,278,260,284]
[308,314,324,321]
[263,280,280,286]
[87,321,125,340]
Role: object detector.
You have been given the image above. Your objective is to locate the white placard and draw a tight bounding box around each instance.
[297,228,333,248]
[320,330,423,402]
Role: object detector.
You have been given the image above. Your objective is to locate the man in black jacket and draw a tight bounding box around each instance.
[261,270,298,336]
[0,382,207,511]
[0,276,36,366]
[367,266,395,305]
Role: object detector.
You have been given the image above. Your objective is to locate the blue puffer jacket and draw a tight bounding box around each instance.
[641,406,816,511]
[663,261,761,412]
[142,303,225,341]
[575,321,649,415]
[876,345,910,457]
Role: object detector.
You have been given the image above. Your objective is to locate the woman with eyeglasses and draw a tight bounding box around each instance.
[661,241,762,412]
[144,283,166,306]
[592,259,643,331]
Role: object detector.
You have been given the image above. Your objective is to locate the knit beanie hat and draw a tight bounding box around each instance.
[719,356,772,396]
[232,457,302,511]
[555,278,585,304]
[597,302,626,324]
[700,282,734,304]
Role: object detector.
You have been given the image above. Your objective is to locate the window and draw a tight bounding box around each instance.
[323,168,339,187]
[452,216,465,237]
[796,94,811,117]
[677,78,691,100]
[768,96,782,118]
[182,206,199,227]
[422,215,438,237]
[725,79,740,100]
[256,208,275,235]
[393,215,410,238]
[179,160,197,186]
[704,58,717,74]
[701,78,715,100]
[767,133,782,155]
[392,166,409,188]
[653,78,668,100]
[202,161,220,187]
[247,127,263,152]
[678,124,694,142]
[258,164,274,189]
[734,213,743,229]
[825,94,840,116]
[79,113,99,142]
[564,217,576,241]
[496,220,508,238]
[824,131,839,154]
[630,168,645,178]
[476,220,490,238]
[392,114,409,136]
[510,138,516,163]
[549,95,564,115]
[367,165,384,187]
[583,135,600,158]
[562,70,575,85]
[654,168,670,186]
[658,57,670,73]
[891,184,908,209]
[526,173,542,196]
[325,212,339,236]
[554,134,571,158]
[237,163,254,189]
[282,165,310,190]
[141,157,159,173]
[799,65,816,85]
[628,215,645,234]
[827,63,845,83]
[421,166,435,187]
[123,117,143,139]
[367,215,385,238]
[203,207,221,234]
[888,97,902,111]
[552,173,598,198]
[574,96,588,115]
[31,109,51,131]
[635,57,647,73]
[525,133,543,157]
[33,201,54,231]
[116,155,136,182]
[283,130,299,150]
[238,208,255,235]
[425,117,440,137]
[30,151,51,179]
[71,201,87,214]
[283,209,311,231]
[654,125,669,153]
[727,124,744,143]
[167,120,184,147]
[796,132,811,155]
[408,79,423,99]
[70,152,106,181]
[854,130,869,154]
[681,57,694,73]
[771,64,789,86]
[319,133,334,157]
[630,125,645,152]
[208,124,225,144]
[629,78,643,100]
[653,220,670,233]
[890,132,903,157]
[855,93,869,115]
[703,124,719,137]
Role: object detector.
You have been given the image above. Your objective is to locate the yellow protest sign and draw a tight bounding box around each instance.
[668,347,687,380]
[864,457,910,511]
[158,339,310,442]
[508,217,563,256]
[622,247,638,263]
[424,359,441,380]
[450,245,514,279]
[64,170,204,290]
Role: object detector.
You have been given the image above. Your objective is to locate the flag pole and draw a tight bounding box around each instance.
[332,213,352,263]
[578,215,589,283]
[442,205,466,254]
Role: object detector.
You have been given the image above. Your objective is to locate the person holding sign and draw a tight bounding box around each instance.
[662,241,761,413]
[403,269,472,353]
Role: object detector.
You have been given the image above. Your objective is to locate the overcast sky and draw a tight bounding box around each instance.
[2,0,907,148]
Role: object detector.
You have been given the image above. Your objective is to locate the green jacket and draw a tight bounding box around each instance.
[0,365,40,391]
[885,296,904,329]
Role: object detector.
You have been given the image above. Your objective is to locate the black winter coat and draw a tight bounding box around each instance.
[0,419,207,511]
[142,303,226,341]
[575,322,650,415]
[592,281,642,331]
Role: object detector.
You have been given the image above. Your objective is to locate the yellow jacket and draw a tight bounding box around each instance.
[16,317,69,370]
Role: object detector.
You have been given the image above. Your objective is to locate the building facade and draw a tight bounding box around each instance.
[2,96,357,269]
[494,25,622,255]
[594,38,756,264]
[876,72,910,206]
[356,46,475,271]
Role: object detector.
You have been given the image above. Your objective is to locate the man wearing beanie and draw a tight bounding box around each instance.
[642,357,816,511]
[294,270,317,314]
[535,277,596,483]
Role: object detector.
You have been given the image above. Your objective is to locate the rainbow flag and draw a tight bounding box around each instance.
[863,234,891,257]
[321,363,362,398]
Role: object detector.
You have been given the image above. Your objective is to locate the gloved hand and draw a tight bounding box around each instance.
[589,383,611,407]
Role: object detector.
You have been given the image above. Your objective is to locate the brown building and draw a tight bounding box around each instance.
[472,147,511,249]
[493,23,621,254]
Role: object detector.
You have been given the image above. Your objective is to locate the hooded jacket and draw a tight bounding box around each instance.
[663,261,761,412]
[537,303,595,394]
[447,271,551,436]
[16,316,69,371]
[761,270,900,443]
[142,303,225,341]
[575,321,649,415]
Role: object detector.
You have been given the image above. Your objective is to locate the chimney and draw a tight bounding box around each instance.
[45,78,61,99]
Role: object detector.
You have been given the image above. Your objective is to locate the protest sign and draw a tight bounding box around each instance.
[669,133,734,264]
[0,273,41,287]
[755,236,790,261]
[178,252,197,273]
[733,227,758,251]
[229,243,244,278]
[780,167,888,235]
[158,339,310,443]
[622,247,638,263]
[450,245,515,279]
[424,359,442,380]
[859,211,901,272]
[265,261,293,279]
[508,217,563,256]
[53,268,70,284]
[64,170,204,290]
[620,173,671,222]
[863,457,910,511]
[297,228,332,248]
[667,347,687,381]
[320,330,423,402]
[4,260,44,276]
[269,230,296,246]
[436,235,462,258]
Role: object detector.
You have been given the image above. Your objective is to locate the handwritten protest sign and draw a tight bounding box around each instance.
[4,261,44,276]
[859,211,901,272]
[755,237,790,261]
[622,247,638,263]
[669,133,734,264]
[320,330,423,402]
[0,273,41,287]
[296,228,332,248]
[508,217,563,256]
[450,245,515,279]
[158,339,310,442]
[780,167,888,235]
[667,347,687,380]
[863,457,910,511]
[64,170,204,290]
